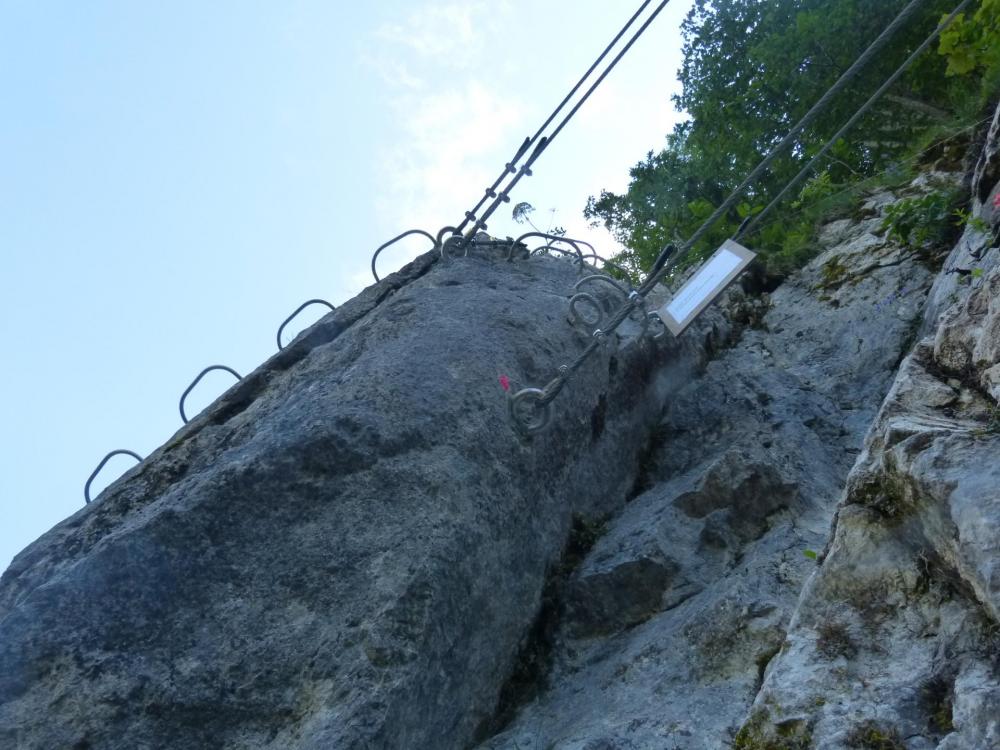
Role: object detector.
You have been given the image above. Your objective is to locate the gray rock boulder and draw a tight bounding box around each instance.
[0,247,722,750]
[5,104,1000,750]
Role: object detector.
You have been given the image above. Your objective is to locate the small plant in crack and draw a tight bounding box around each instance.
[880,188,963,257]
[512,201,566,239]
[972,402,1000,437]
[815,620,857,660]
[844,719,905,749]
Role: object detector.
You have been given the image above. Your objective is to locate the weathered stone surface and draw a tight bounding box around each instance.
[734,175,1000,747]
[5,109,1000,750]
[481,179,940,750]
[934,263,1000,400]
[920,100,1000,338]
[0,248,722,750]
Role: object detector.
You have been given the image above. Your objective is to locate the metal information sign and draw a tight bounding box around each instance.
[657,239,756,336]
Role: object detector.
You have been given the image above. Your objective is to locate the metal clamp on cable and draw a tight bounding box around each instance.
[647,311,667,340]
[179,365,243,424]
[628,293,651,336]
[84,449,142,504]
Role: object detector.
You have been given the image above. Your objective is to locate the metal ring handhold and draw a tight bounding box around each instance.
[509,388,551,434]
[436,226,464,261]
[371,229,437,283]
[531,244,583,261]
[574,274,629,297]
[276,299,336,350]
[436,224,460,245]
[569,291,604,328]
[179,365,243,424]
[85,449,142,505]
[647,311,667,340]
[521,233,594,258]
[506,232,585,264]
[441,234,468,259]
[626,293,650,334]
[583,253,632,287]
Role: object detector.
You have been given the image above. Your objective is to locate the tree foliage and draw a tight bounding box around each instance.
[586,0,1000,277]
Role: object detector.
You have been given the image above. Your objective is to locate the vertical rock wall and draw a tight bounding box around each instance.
[3,106,999,750]
[739,105,1000,750]
[0,249,723,750]
[482,178,947,748]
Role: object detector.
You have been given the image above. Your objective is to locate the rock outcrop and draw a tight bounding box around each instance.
[733,108,1000,750]
[0,248,723,749]
[481,176,944,750]
[2,108,999,750]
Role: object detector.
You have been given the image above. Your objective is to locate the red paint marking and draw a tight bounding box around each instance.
[499,375,510,392]
[993,193,1000,209]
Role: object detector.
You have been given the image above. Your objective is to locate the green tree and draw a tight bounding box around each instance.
[586,0,990,276]
[938,0,1000,84]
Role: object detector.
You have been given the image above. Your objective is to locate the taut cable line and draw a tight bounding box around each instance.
[741,114,995,244]
[368,0,673,281]
[508,0,954,433]
[455,0,657,237]
[663,0,928,272]
[735,0,974,243]
[458,0,674,244]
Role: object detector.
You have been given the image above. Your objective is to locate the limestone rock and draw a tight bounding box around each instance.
[481,177,938,750]
[4,104,1000,750]
[0,248,720,750]
[735,156,1000,749]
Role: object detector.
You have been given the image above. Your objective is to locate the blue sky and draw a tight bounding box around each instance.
[0,0,692,572]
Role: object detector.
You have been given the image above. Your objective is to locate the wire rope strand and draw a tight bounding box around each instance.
[736,0,974,242]
[673,0,928,262]
[466,0,674,239]
[456,0,656,234]
[733,114,992,245]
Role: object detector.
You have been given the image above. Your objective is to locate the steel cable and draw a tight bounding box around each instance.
[456,0,657,236]
[670,0,928,266]
[735,0,974,242]
[465,0,675,240]
[510,244,675,432]
[83,3,678,499]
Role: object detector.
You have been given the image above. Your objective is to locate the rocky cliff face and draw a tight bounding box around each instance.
[481,178,948,750]
[0,242,728,749]
[2,108,999,749]
[736,107,1000,750]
